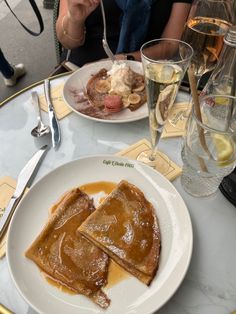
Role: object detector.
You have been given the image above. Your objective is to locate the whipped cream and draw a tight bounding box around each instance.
[107,62,133,96]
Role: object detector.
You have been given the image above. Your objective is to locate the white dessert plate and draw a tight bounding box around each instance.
[7,155,192,314]
[63,60,148,123]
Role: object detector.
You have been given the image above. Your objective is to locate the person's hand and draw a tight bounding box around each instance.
[115,54,127,61]
[67,0,100,24]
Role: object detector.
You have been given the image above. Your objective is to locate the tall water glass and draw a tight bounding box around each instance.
[181,94,236,197]
[137,39,193,170]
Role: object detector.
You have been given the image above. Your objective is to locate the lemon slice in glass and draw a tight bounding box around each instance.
[214,96,230,106]
[213,134,234,165]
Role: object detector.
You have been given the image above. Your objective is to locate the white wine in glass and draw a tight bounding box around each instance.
[181,0,234,85]
[137,39,193,172]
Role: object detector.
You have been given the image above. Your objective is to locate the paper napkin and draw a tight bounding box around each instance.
[162,102,191,138]
[0,176,16,259]
[39,83,72,120]
[116,139,182,181]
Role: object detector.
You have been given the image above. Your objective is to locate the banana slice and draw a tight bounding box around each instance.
[95,79,110,93]
[122,97,130,108]
[133,84,145,92]
[128,93,141,105]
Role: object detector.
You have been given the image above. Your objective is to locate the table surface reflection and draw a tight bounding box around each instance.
[0,74,235,314]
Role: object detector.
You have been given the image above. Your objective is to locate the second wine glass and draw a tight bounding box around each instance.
[181,0,234,87]
[137,39,193,172]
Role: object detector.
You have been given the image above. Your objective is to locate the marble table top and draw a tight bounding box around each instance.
[0,74,235,314]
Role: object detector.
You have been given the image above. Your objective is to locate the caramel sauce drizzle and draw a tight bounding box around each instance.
[44,181,129,292]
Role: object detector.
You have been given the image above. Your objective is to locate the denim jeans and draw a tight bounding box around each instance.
[0,49,14,78]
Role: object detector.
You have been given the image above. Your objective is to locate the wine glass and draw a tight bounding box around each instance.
[137,39,193,171]
[181,0,234,87]
[169,0,234,130]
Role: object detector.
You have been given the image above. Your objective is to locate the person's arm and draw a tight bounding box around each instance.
[115,2,191,61]
[161,3,191,39]
[56,0,100,50]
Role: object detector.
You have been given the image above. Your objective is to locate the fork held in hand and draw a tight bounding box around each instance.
[100,0,115,62]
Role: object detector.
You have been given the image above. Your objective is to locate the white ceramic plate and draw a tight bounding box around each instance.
[63,60,148,123]
[7,155,192,314]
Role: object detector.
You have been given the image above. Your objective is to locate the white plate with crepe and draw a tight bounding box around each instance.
[63,60,148,123]
[7,155,192,314]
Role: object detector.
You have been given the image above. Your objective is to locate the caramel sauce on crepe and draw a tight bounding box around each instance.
[44,259,130,292]
[44,273,77,295]
[79,180,161,285]
[80,181,130,287]
[25,188,110,309]
[25,180,161,309]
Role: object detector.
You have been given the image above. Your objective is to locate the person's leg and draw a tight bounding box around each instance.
[0,48,14,78]
[0,48,26,87]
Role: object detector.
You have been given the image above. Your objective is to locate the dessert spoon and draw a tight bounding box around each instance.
[31,91,50,137]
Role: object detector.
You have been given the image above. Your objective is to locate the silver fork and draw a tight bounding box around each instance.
[100,0,115,62]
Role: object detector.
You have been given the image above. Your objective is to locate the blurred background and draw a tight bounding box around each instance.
[0,0,56,102]
[0,0,236,103]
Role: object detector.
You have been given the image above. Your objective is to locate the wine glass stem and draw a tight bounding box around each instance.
[149,126,162,161]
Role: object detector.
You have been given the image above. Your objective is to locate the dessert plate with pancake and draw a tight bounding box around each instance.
[63,60,148,123]
[7,155,192,314]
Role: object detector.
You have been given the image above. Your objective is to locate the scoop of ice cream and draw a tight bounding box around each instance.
[104,95,123,113]
[107,62,133,96]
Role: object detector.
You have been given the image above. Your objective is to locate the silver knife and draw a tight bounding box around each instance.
[0,145,48,239]
[44,79,61,148]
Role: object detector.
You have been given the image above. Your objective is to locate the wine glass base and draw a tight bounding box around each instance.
[137,149,171,176]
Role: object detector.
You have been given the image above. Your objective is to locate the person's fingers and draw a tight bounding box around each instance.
[67,0,100,21]
[86,0,100,7]
[72,0,98,6]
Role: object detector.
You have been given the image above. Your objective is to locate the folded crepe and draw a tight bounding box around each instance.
[25,188,110,309]
[78,180,161,285]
